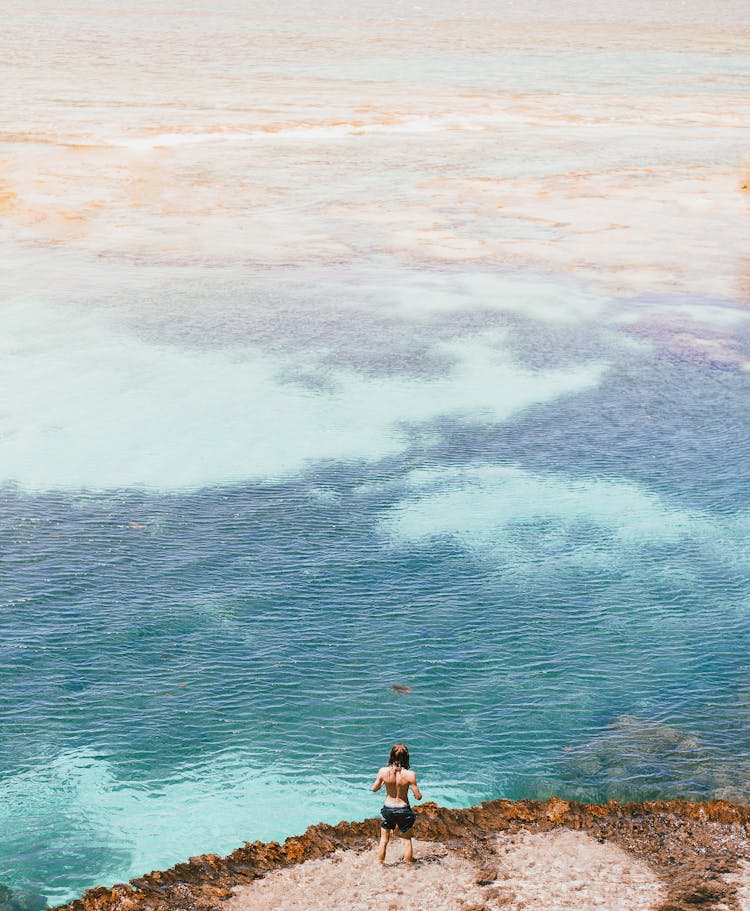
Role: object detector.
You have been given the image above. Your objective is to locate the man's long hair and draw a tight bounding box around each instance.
[388,743,410,769]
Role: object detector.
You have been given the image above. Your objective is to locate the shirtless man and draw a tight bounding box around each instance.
[372,743,423,865]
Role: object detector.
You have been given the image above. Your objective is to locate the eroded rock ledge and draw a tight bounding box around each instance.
[52,798,750,911]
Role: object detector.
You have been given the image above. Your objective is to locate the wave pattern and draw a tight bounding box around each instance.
[2,0,750,905]
[2,295,750,900]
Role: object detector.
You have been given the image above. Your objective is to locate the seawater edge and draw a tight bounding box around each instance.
[3,0,750,903]
[50,797,750,911]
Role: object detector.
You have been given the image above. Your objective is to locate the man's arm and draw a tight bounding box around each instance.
[410,773,422,802]
[371,769,384,792]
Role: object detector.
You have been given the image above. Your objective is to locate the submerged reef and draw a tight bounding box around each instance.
[49,798,750,911]
[0,886,46,911]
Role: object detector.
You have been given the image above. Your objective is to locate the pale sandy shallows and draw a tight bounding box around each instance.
[727,860,750,911]
[227,829,665,911]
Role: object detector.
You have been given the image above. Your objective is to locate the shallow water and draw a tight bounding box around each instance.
[1,0,750,904]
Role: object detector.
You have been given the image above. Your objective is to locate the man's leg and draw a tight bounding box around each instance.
[402,833,413,865]
[378,827,391,864]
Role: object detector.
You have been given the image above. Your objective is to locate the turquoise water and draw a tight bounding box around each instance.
[2,0,750,904]
[2,262,750,904]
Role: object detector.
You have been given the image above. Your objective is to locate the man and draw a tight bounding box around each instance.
[372,743,423,864]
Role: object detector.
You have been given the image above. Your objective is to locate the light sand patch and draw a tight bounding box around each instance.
[226,830,665,910]
[724,858,750,910]
[227,841,489,911]
[490,828,665,910]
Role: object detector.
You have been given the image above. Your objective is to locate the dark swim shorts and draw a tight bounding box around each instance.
[380,805,416,833]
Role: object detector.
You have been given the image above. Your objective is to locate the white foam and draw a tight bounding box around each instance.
[279,117,445,138]
[0,299,605,491]
[113,132,246,151]
[108,116,465,151]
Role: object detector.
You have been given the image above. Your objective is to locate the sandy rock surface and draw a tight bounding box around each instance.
[227,829,665,911]
[52,799,750,911]
[489,828,664,910]
[724,860,750,911]
[227,842,484,911]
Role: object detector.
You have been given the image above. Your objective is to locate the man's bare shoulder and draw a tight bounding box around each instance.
[404,769,417,781]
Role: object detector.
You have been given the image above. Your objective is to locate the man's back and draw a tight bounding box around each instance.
[380,765,416,804]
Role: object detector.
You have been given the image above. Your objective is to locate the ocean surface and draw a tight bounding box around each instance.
[1,0,750,904]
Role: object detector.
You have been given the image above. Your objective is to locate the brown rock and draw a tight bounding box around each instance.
[543,797,571,824]
[49,797,750,911]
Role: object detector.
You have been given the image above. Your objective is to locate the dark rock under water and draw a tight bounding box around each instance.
[0,885,46,911]
[50,798,750,911]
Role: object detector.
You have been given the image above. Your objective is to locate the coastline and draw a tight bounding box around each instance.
[50,797,750,911]
[3,0,750,904]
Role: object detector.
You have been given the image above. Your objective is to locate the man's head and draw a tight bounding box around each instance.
[388,743,410,768]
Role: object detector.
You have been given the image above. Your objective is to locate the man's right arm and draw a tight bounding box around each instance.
[410,773,422,802]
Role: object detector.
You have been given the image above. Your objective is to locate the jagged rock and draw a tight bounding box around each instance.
[48,798,750,911]
[543,797,570,824]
